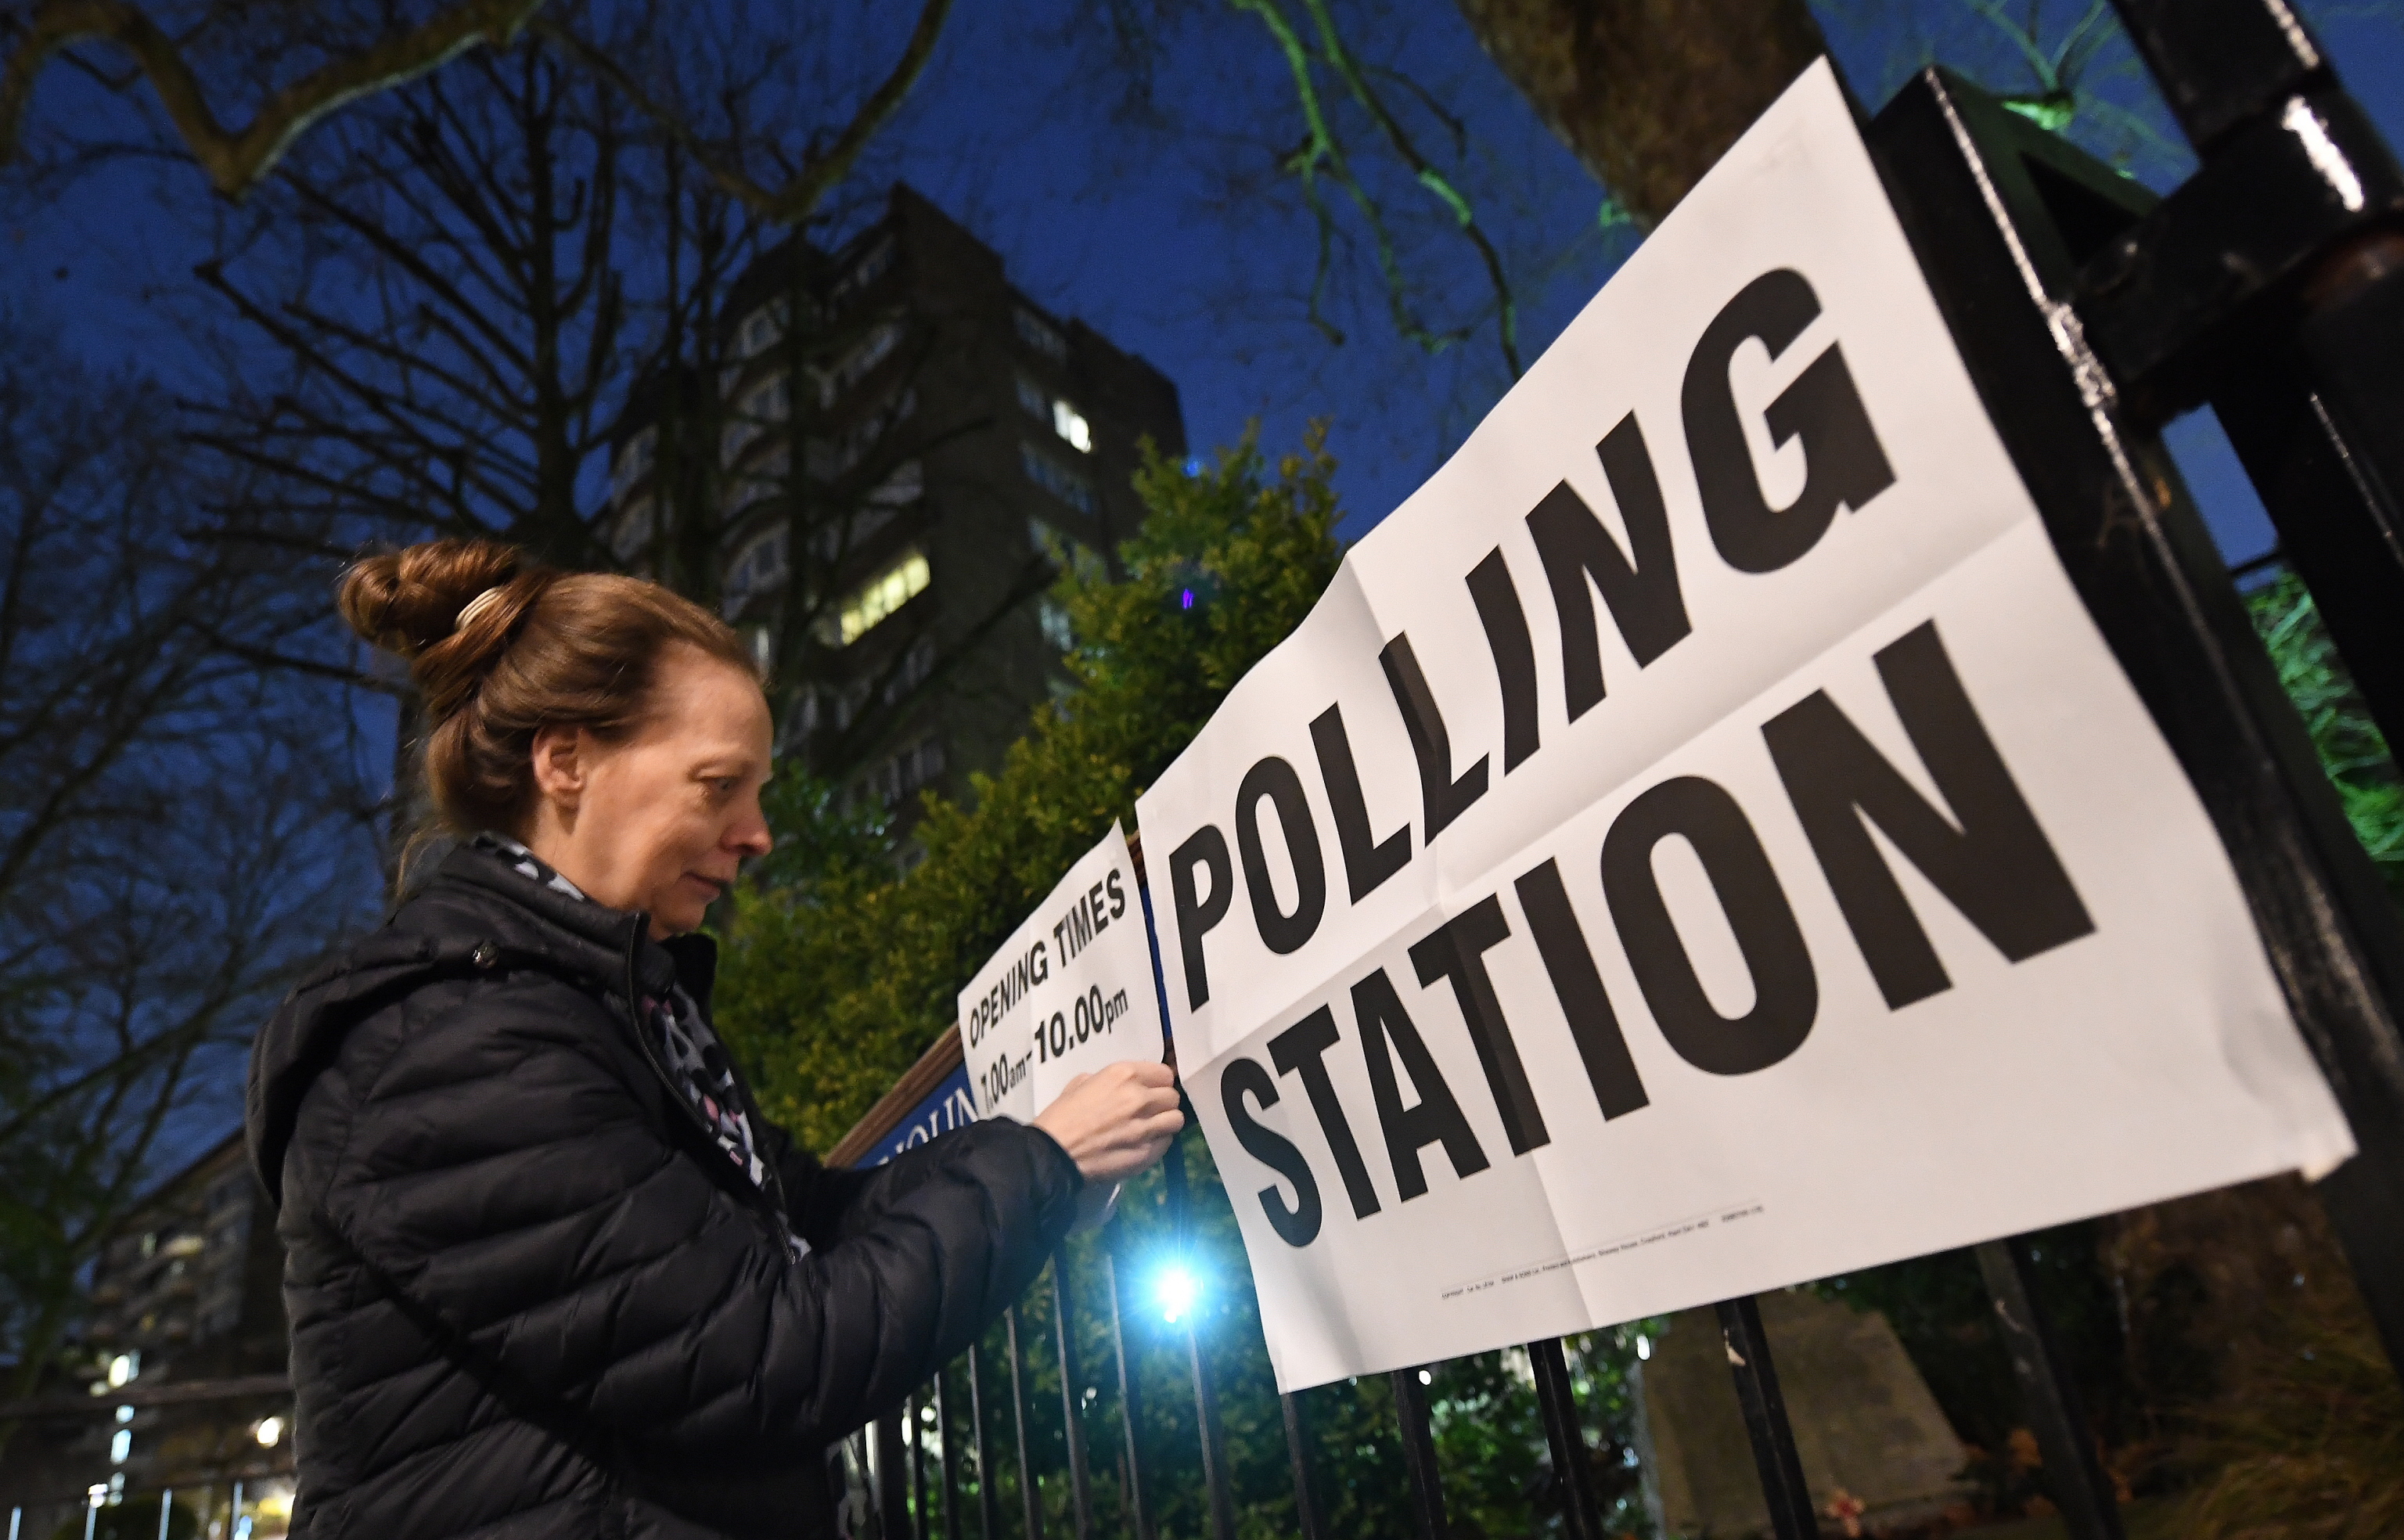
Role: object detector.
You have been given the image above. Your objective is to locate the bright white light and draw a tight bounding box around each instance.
[254,1416,285,1448]
[1053,400,1092,453]
[1153,1263,1200,1326]
[1418,1369,1433,1386]
[1636,1334,1651,1362]
[110,1429,131,1464]
[106,1353,138,1387]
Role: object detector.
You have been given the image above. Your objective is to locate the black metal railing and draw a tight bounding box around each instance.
[14,7,2404,1539]
[8,1477,283,1540]
[855,5,2404,1538]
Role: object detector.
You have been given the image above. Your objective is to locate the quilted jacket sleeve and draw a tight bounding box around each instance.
[313,971,1081,1454]
[760,1117,1030,1256]
[754,1118,871,1251]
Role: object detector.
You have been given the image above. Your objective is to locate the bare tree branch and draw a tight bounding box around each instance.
[1,0,550,198]
[526,0,954,227]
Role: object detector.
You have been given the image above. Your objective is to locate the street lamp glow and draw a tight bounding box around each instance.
[1153,1262,1200,1326]
[254,1415,285,1448]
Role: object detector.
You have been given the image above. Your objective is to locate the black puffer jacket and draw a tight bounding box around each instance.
[247,842,1081,1539]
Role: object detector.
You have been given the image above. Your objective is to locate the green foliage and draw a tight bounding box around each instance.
[718,427,1661,1537]
[892,1132,1655,1540]
[2244,572,2404,900]
[716,425,1344,1153]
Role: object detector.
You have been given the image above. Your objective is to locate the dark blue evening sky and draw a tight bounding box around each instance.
[8,2,2402,557]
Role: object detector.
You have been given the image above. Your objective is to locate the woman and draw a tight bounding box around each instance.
[247,538,1182,1539]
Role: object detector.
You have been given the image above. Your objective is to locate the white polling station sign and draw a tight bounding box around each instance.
[961,821,1168,1123]
[1132,61,2354,1393]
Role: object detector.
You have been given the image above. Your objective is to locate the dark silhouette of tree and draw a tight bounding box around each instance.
[0,315,372,1441]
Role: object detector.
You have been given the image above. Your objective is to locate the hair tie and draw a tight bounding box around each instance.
[454,586,509,635]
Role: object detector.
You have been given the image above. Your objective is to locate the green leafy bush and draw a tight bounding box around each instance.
[2245,571,2404,898]
[715,426,1344,1160]
[716,430,1657,1536]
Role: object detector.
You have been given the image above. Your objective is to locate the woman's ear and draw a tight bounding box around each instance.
[529,725,586,812]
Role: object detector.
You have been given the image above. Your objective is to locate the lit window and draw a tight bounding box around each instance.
[1052,398,1092,453]
[1040,599,1074,652]
[1020,442,1094,515]
[835,550,931,645]
[1014,306,1068,363]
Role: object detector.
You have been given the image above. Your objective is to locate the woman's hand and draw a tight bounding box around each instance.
[1032,1060,1185,1186]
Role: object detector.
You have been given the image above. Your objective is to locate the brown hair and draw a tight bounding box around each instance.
[339,538,758,837]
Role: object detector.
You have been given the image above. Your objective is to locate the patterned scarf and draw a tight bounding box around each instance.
[472,834,805,1258]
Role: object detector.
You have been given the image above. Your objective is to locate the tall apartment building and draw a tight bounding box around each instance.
[0,1134,294,1532]
[606,185,1187,829]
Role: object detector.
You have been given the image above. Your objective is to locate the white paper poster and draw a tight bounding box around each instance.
[1132,61,2354,1393]
[961,822,1168,1122]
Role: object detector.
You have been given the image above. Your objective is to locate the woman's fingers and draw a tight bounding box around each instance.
[1030,1058,1189,1184]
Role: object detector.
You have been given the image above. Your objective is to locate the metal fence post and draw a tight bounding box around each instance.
[1866,58,2404,1380]
[1007,1305,1045,1540]
[912,1391,930,1540]
[2101,0,2404,750]
[1186,1324,1237,1540]
[1389,1366,1449,1540]
[157,1488,173,1540]
[1101,1245,1153,1540]
[1977,1239,2125,1540]
[937,1365,965,1540]
[1714,1297,1816,1540]
[1528,1339,1601,1540]
[1049,1250,1095,1540]
[970,1341,1001,1540]
[878,1409,911,1540]
[1162,1136,1235,1540]
[1279,1391,1326,1540]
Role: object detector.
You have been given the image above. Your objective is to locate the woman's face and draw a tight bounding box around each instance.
[525,645,775,936]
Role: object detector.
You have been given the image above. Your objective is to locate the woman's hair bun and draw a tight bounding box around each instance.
[339,538,552,720]
[339,539,521,657]
[336,536,752,840]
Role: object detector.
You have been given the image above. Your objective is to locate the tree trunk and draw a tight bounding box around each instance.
[1452,0,1826,228]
